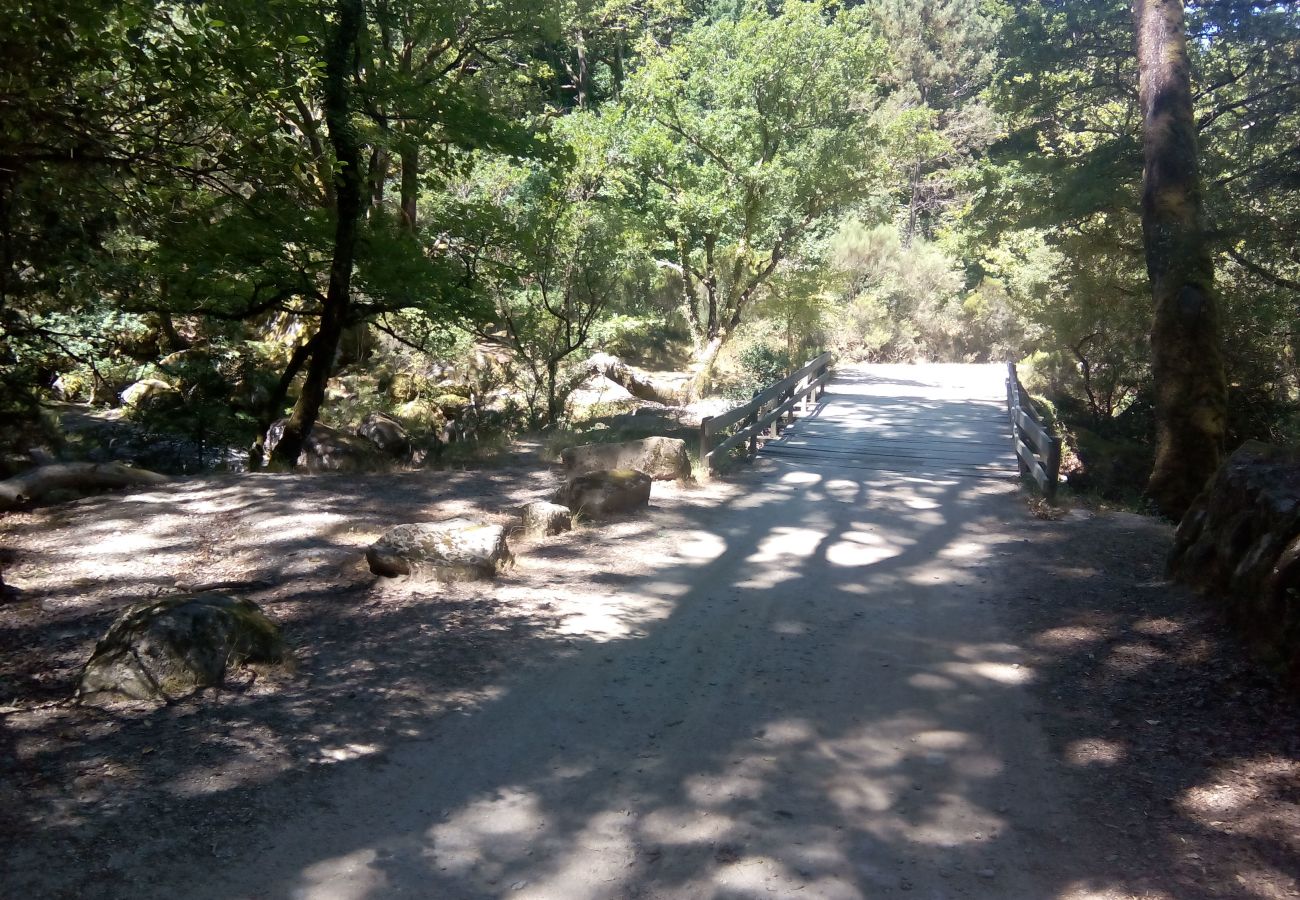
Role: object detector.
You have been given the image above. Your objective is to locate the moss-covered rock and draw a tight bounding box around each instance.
[76,593,289,704]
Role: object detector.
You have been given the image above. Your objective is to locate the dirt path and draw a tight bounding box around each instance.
[4,364,1299,899]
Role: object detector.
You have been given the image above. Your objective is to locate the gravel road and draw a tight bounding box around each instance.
[139,363,1137,899]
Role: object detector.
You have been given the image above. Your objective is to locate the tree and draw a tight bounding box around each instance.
[1133,0,1227,517]
[470,113,646,426]
[616,0,887,393]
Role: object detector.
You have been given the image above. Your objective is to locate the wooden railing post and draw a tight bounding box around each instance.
[698,415,714,478]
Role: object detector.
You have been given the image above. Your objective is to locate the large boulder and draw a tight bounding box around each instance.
[77,593,288,704]
[554,469,653,518]
[1169,441,1300,677]
[120,378,176,407]
[519,501,572,538]
[367,519,513,581]
[265,419,383,472]
[357,412,412,460]
[561,437,690,482]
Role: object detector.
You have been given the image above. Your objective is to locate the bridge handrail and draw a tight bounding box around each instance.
[1006,362,1061,498]
[699,351,834,475]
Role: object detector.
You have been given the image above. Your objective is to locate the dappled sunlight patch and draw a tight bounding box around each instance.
[667,529,728,563]
[1034,624,1108,650]
[771,619,810,635]
[1064,738,1126,768]
[746,526,829,564]
[1103,642,1166,673]
[1056,880,1167,900]
[826,532,902,567]
[908,671,959,690]
[639,806,731,843]
[779,470,822,486]
[552,592,676,641]
[1132,617,1183,636]
[314,741,383,764]
[292,847,385,900]
[936,659,1034,686]
[1177,758,1300,831]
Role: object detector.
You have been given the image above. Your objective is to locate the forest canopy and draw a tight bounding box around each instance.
[1,0,1297,511]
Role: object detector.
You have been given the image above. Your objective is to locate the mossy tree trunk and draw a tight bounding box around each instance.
[1132,0,1228,518]
[269,0,365,470]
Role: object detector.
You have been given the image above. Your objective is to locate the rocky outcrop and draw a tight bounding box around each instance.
[77,593,289,704]
[519,501,573,538]
[265,419,383,472]
[1169,441,1300,676]
[561,437,691,481]
[357,412,412,460]
[554,469,653,518]
[367,519,513,580]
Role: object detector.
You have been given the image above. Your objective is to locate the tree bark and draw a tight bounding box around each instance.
[399,140,418,233]
[1133,0,1228,518]
[270,0,366,470]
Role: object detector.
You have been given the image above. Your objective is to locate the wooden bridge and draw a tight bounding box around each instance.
[700,357,1060,492]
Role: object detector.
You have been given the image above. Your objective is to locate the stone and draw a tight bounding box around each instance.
[554,469,653,518]
[561,437,691,481]
[1169,441,1300,678]
[76,593,288,704]
[519,501,573,538]
[120,378,176,407]
[357,412,412,460]
[367,519,513,580]
[265,418,384,472]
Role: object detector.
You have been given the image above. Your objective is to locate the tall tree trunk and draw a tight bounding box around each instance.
[1133,0,1227,518]
[399,140,418,232]
[269,0,365,470]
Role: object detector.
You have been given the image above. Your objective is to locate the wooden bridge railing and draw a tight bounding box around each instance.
[1006,362,1061,498]
[699,351,834,475]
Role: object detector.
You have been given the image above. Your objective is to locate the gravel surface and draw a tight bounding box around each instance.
[2,364,1298,899]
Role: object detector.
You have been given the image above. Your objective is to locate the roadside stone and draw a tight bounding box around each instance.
[76,593,288,704]
[367,519,513,580]
[1169,440,1300,677]
[265,419,384,472]
[357,412,412,460]
[561,437,691,481]
[120,378,176,407]
[554,469,652,518]
[519,501,572,538]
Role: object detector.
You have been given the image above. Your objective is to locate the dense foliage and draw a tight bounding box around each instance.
[2,0,1297,505]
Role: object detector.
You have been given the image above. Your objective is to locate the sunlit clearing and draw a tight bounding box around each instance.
[1064,738,1126,768]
